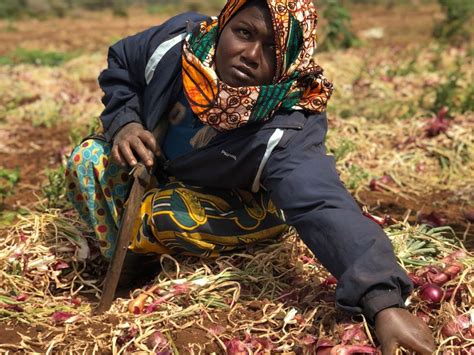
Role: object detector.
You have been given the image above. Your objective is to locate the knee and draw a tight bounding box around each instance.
[66,139,112,184]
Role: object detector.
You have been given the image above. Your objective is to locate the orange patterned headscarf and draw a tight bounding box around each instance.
[182,0,333,131]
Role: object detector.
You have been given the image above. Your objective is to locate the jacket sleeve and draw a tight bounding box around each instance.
[98,27,151,141]
[98,12,206,141]
[261,111,413,323]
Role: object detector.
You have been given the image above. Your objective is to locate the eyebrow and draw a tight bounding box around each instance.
[236,19,274,43]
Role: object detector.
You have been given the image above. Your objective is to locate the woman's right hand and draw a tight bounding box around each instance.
[111,122,157,169]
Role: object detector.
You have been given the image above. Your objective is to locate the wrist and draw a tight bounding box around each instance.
[361,287,405,324]
[374,305,402,324]
[113,122,143,140]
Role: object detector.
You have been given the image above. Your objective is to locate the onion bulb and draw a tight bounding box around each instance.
[419,283,444,304]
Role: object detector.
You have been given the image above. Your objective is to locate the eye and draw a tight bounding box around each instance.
[266,43,276,51]
[237,28,251,39]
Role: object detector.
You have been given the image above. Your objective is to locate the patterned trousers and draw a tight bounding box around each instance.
[65,139,288,259]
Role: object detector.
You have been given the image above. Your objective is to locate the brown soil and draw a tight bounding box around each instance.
[0,9,167,56]
[356,190,473,250]
[0,122,72,210]
[0,3,443,57]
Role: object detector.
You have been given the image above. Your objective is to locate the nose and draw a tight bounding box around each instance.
[241,41,261,69]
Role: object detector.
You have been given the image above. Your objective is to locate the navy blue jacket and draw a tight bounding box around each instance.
[98,12,413,323]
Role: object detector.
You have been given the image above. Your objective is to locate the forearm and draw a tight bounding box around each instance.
[261,113,413,322]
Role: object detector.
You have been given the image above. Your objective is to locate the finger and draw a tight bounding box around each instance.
[111,145,127,168]
[400,330,436,355]
[130,138,154,168]
[118,141,138,167]
[138,130,157,153]
[404,332,436,355]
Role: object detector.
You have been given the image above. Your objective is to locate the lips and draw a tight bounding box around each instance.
[231,65,254,85]
[234,65,253,77]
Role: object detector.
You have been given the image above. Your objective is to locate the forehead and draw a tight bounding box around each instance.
[230,3,274,39]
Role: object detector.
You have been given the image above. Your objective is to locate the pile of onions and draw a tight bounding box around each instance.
[441,314,472,338]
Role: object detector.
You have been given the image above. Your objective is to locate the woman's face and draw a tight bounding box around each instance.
[215,3,276,87]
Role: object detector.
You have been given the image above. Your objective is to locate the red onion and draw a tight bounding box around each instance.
[301,255,316,264]
[15,294,28,302]
[442,250,467,263]
[369,175,393,191]
[249,336,274,351]
[369,179,379,191]
[329,345,379,354]
[464,209,474,223]
[144,298,165,314]
[425,106,450,137]
[146,331,169,351]
[300,334,317,346]
[225,338,248,355]
[443,263,463,278]
[362,211,390,226]
[408,273,426,288]
[208,324,226,336]
[416,211,446,227]
[70,297,81,306]
[128,284,160,314]
[380,175,393,184]
[117,326,138,346]
[419,283,444,304]
[322,275,338,286]
[416,311,430,324]
[443,285,466,302]
[51,311,73,323]
[315,339,334,355]
[295,313,305,324]
[419,265,451,286]
[441,315,471,337]
[53,261,70,271]
[430,272,449,286]
[415,162,426,172]
[341,324,367,343]
[19,233,27,243]
[1,303,24,312]
[172,283,190,295]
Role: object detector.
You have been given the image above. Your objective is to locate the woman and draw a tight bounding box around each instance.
[66,0,435,353]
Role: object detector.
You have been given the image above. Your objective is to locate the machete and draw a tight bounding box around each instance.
[95,119,169,314]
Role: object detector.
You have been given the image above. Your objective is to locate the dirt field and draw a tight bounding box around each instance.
[0,2,472,353]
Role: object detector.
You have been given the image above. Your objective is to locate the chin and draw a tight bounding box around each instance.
[220,76,241,88]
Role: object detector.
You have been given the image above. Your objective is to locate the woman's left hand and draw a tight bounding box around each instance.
[375,307,436,354]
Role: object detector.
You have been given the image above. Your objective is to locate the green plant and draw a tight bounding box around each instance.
[112,0,128,17]
[386,52,419,77]
[344,164,369,190]
[319,0,357,51]
[0,0,27,19]
[68,118,101,146]
[461,82,474,113]
[433,0,474,44]
[8,48,76,66]
[432,73,459,114]
[42,165,67,208]
[147,3,181,15]
[329,139,356,162]
[0,167,20,207]
[2,20,18,32]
